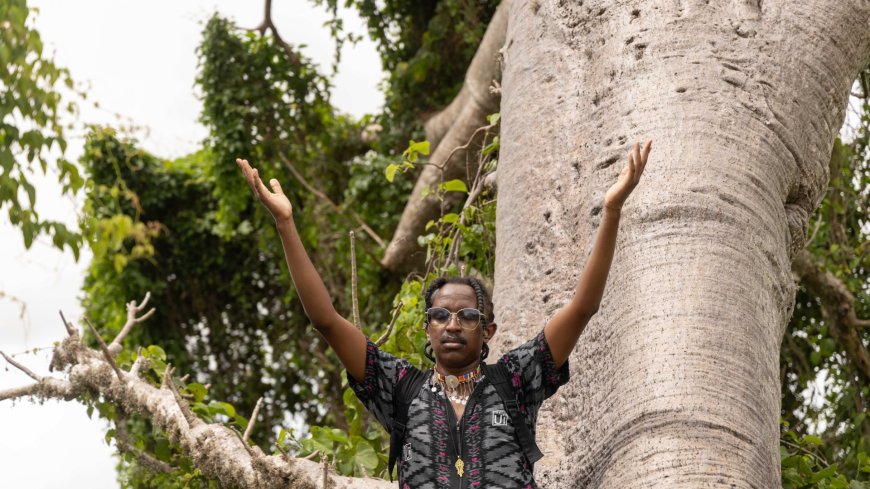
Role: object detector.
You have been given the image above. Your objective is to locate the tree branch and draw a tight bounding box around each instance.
[84,317,124,381]
[2,298,395,488]
[278,152,385,248]
[1,351,41,381]
[108,292,155,356]
[247,0,302,67]
[792,249,870,381]
[381,1,509,272]
[350,231,361,329]
[243,396,265,443]
[375,301,403,347]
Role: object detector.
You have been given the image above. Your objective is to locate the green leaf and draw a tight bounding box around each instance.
[185,383,208,403]
[804,434,823,446]
[810,463,837,482]
[385,163,398,182]
[408,140,430,156]
[438,179,468,193]
[442,213,460,224]
[146,345,166,362]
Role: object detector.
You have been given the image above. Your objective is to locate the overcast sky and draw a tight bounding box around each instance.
[0,1,382,487]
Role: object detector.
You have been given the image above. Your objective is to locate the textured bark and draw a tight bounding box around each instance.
[381,0,509,272]
[492,1,870,488]
[1,331,392,489]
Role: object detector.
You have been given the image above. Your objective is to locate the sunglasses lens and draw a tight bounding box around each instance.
[428,307,450,325]
[458,308,482,325]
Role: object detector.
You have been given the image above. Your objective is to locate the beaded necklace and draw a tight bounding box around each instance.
[432,366,481,405]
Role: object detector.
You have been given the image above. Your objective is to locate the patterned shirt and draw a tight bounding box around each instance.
[348,330,569,488]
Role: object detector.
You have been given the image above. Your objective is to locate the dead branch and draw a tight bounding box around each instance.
[84,317,124,381]
[243,396,265,443]
[1,351,41,381]
[162,365,200,428]
[375,301,404,347]
[58,310,76,336]
[350,231,361,329]
[108,292,155,356]
[246,0,302,67]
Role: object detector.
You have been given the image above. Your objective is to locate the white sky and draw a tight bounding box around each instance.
[0,1,383,487]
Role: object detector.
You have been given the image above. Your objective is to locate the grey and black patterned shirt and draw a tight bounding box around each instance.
[348,330,569,488]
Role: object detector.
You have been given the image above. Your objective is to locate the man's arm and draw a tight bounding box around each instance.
[544,141,651,368]
[237,158,367,382]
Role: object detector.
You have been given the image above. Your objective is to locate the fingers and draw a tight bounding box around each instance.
[269,178,285,196]
[252,168,269,197]
[632,142,641,183]
[639,140,652,175]
[236,158,257,193]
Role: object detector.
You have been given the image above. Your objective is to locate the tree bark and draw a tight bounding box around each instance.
[493,1,870,488]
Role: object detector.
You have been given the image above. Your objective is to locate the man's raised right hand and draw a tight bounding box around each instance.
[236,158,293,224]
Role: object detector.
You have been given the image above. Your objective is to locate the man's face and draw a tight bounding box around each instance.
[427,283,494,372]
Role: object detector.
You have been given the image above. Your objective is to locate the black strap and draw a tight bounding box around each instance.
[387,368,431,481]
[482,363,544,465]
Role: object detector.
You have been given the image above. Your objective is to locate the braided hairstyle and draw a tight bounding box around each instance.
[423,276,495,327]
[423,277,495,362]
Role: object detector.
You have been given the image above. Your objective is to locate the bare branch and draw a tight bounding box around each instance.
[233,427,257,457]
[243,0,301,67]
[375,301,404,347]
[1,351,41,381]
[793,249,870,381]
[162,365,199,428]
[129,347,148,378]
[58,310,76,336]
[84,317,124,381]
[278,153,385,248]
[108,291,155,356]
[350,231,361,329]
[243,397,265,443]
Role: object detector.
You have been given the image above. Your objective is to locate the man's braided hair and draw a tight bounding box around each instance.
[423,277,495,326]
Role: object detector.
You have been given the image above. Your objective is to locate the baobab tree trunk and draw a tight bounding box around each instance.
[493,1,870,488]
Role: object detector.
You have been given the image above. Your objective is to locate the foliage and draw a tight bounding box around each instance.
[780,71,870,486]
[0,0,82,256]
[314,0,499,146]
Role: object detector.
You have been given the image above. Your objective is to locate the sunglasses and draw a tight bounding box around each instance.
[425,307,484,330]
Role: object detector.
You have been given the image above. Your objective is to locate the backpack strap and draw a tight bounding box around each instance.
[387,367,431,481]
[482,362,544,465]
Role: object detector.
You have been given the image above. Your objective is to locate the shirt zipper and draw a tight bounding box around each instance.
[448,370,487,489]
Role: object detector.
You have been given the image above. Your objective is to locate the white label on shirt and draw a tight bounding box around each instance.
[403,443,412,461]
[492,409,509,426]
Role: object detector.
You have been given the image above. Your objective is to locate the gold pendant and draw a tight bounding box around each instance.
[455,457,465,477]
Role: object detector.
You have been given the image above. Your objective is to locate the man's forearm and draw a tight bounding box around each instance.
[275,217,342,329]
[568,205,621,317]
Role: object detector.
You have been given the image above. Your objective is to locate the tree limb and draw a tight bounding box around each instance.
[1,299,394,488]
[792,249,870,382]
[381,1,509,272]
[278,152,385,248]
[108,292,155,356]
